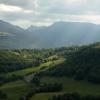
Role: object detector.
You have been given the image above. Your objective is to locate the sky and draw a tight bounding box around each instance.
[0,0,100,28]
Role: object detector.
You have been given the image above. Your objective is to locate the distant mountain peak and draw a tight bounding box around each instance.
[27,25,47,32]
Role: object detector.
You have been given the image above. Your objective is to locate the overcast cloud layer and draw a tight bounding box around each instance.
[0,0,100,28]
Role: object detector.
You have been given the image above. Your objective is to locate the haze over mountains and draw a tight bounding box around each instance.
[0,20,100,49]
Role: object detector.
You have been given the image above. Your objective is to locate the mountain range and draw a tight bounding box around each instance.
[0,20,100,49]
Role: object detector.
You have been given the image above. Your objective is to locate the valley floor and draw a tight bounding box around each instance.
[1,76,100,100]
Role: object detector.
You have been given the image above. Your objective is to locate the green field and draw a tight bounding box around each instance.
[31,93,61,100]
[0,80,29,100]
[0,58,64,78]
[1,76,100,100]
[0,59,65,100]
[31,76,100,100]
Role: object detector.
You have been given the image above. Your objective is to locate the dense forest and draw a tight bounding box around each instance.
[0,43,100,100]
[37,43,100,84]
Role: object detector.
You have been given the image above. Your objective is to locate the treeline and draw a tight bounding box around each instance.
[19,83,62,100]
[31,76,63,93]
[49,92,100,100]
[0,50,34,73]
[19,80,63,100]
[19,76,63,100]
[0,74,23,84]
[0,49,56,73]
[35,83,62,93]
[39,43,100,84]
[0,47,77,73]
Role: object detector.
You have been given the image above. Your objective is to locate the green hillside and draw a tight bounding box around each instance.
[1,76,100,100]
[41,43,100,84]
[31,76,100,100]
[0,80,29,100]
[0,43,100,100]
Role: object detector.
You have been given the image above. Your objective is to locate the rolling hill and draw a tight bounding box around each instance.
[0,43,100,100]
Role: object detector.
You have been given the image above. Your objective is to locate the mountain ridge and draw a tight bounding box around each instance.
[0,20,100,48]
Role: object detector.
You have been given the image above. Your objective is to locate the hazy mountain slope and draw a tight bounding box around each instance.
[1,20,100,48]
[27,25,47,32]
[0,20,36,49]
[27,22,100,48]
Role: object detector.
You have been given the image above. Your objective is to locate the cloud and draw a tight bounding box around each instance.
[0,4,33,13]
[1,0,100,28]
[37,0,100,15]
[0,0,38,9]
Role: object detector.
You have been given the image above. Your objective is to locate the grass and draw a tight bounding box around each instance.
[0,80,29,100]
[1,57,100,100]
[0,58,65,100]
[31,76,100,100]
[6,62,53,77]
[31,93,61,100]
[1,58,65,78]
[41,77,100,95]
[1,73,100,100]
